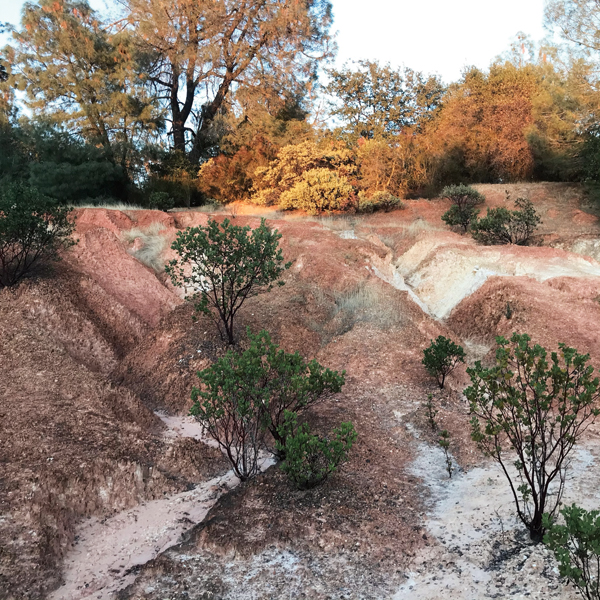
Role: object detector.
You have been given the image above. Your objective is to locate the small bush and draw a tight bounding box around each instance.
[468,333,600,542]
[0,183,76,288]
[190,330,345,480]
[277,411,357,490]
[357,190,404,213]
[440,184,485,232]
[167,218,291,344]
[148,191,175,212]
[544,504,600,600]
[471,197,541,245]
[279,168,355,215]
[422,336,466,389]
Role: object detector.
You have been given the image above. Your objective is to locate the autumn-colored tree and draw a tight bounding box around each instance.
[126,0,333,161]
[430,64,538,183]
[326,60,444,143]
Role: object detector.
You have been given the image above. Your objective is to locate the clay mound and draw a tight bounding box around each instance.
[68,227,180,326]
[390,232,600,319]
[447,275,600,362]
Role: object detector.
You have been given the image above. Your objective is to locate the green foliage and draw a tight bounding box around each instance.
[544,504,600,600]
[5,0,162,167]
[0,182,76,287]
[167,218,291,344]
[148,191,174,212]
[277,411,357,490]
[357,190,404,213]
[467,333,600,542]
[440,184,485,232]
[426,393,438,431]
[190,330,346,481]
[279,168,355,215]
[422,336,466,389]
[471,196,541,245]
[438,429,453,478]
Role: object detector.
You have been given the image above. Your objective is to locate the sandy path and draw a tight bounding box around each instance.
[49,415,273,600]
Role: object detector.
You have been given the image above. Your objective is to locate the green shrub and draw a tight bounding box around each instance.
[190,330,346,480]
[422,336,466,389]
[277,411,357,490]
[544,504,600,600]
[357,190,404,213]
[467,333,600,543]
[279,168,355,215]
[471,197,541,245]
[0,183,76,288]
[148,191,175,212]
[440,184,485,232]
[166,218,290,344]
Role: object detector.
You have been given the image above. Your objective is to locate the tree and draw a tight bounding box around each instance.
[0,183,77,288]
[190,330,346,480]
[440,184,485,232]
[467,333,600,542]
[325,60,444,143]
[5,0,162,176]
[544,504,600,600]
[545,1,600,57]
[126,0,333,161]
[471,196,541,245]
[277,411,356,490]
[166,218,290,345]
[422,336,466,389]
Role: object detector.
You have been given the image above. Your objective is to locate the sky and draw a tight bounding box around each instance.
[1,0,548,83]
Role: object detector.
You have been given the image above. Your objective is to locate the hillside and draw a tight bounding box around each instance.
[2,183,600,600]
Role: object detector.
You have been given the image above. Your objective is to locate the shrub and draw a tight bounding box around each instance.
[440,184,485,232]
[0,183,76,288]
[357,190,404,213]
[277,411,357,490]
[251,141,358,208]
[279,168,355,215]
[148,191,175,212]
[467,333,600,543]
[471,197,541,245]
[422,336,466,389]
[166,218,291,345]
[190,330,346,480]
[544,504,600,600]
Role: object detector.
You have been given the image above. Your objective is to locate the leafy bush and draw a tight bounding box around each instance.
[471,197,541,245]
[148,191,175,212]
[166,218,290,344]
[279,168,355,215]
[440,184,485,232]
[467,333,600,542]
[422,336,466,389]
[0,183,76,288]
[357,190,404,213]
[190,330,346,480]
[251,141,357,207]
[277,411,357,490]
[544,504,600,600]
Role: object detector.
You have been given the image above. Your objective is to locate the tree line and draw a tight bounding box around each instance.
[1,0,600,209]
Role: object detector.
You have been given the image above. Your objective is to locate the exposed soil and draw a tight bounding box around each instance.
[2,183,600,599]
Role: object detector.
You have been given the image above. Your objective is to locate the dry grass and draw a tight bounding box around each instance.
[73,201,146,210]
[121,222,169,271]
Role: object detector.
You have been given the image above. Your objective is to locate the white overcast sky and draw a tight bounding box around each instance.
[1,0,547,83]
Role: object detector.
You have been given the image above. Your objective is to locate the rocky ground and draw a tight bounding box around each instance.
[1,182,600,599]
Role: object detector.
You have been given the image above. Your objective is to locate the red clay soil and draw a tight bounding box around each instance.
[3,184,600,599]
